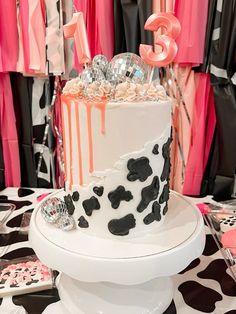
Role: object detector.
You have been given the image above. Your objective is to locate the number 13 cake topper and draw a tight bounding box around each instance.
[140,13,181,67]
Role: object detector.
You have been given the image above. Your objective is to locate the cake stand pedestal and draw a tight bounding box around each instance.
[29,191,205,314]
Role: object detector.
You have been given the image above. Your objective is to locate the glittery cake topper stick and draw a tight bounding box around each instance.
[63,12,91,66]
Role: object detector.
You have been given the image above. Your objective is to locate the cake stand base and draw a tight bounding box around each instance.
[43,274,173,314]
[29,191,205,314]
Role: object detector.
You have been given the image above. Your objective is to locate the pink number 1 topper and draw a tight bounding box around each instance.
[63,12,91,65]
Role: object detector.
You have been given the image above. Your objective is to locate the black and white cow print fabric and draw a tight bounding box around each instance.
[0,188,236,313]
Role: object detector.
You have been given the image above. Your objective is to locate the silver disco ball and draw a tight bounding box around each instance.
[41,197,67,224]
[106,53,149,85]
[92,55,109,73]
[81,67,105,85]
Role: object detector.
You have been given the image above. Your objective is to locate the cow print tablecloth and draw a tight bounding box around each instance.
[0,188,236,314]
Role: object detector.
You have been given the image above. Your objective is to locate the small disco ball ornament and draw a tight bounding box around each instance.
[41,197,67,224]
[92,55,109,73]
[106,53,149,85]
[81,67,105,85]
[57,215,76,231]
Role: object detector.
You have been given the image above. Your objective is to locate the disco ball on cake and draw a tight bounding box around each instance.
[92,55,109,73]
[81,67,105,85]
[106,53,149,86]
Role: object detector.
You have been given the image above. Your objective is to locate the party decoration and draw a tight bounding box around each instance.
[81,67,105,85]
[139,13,181,67]
[41,197,66,224]
[40,197,76,231]
[63,12,91,64]
[57,215,76,231]
[92,55,109,73]
[106,53,149,86]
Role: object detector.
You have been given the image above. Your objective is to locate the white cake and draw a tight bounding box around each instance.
[60,80,172,238]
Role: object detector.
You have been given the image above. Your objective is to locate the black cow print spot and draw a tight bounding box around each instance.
[78,216,89,228]
[127,157,153,182]
[108,186,133,209]
[0,199,32,210]
[6,209,33,228]
[72,191,80,202]
[152,144,159,155]
[0,195,8,200]
[159,183,170,204]
[225,311,236,314]
[108,214,136,236]
[161,159,171,182]
[64,194,75,215]
[143,201,161,225]
[137,176,160,213]
[13,288,60,314]
[18,188,34,198]
[1,248,35,260]
[178,281,222,313]
[0,231,28,247]
[197,259,236,296]
[93,186,104,197]
[179,258,201,274]
[163,300,177,314]
[163,202,168,215]
[83,197,100,216]
[162,137,172,158]
[161,138,171,182]
[202,234,219,256]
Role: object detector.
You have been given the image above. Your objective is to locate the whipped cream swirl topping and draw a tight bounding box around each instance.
[63,79,167,101]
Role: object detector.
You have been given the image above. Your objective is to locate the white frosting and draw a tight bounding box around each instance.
[62,100,171,186]
[61,96,172,239]
[71,124,171,239]
[63,79,168,102]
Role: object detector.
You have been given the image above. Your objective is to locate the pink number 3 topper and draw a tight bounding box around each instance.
[139,13,181,67]
[63,12,91,65]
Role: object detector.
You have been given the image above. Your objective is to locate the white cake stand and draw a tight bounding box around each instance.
[29,191,205,314]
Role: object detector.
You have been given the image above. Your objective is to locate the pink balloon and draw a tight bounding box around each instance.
[140,13,181,67]
[64,12,91,65]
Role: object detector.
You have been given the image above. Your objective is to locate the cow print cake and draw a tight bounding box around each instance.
[62,125,171,238]
[59,78,172,238]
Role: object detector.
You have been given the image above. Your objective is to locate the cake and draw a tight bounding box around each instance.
[43,53,172,239]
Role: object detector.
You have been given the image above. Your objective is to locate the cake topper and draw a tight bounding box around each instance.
[63,12,91,65]
[139,12,181,67]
